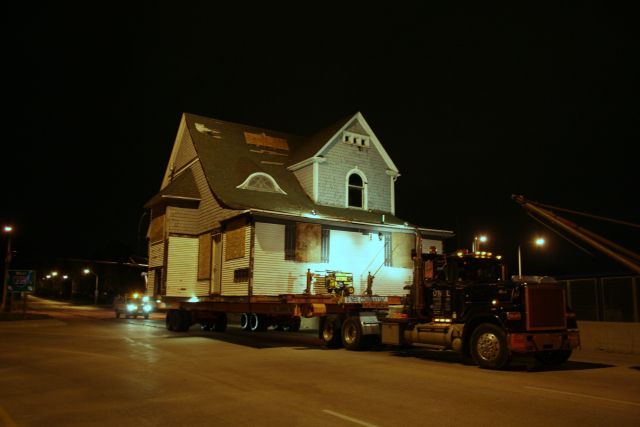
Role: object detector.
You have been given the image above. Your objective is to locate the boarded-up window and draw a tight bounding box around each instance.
[148,213,165,243]
[198,233,212,280]
[225,218,247,260]
[392,232,414,268]
[295,222,321,262]
[284,223,296,260]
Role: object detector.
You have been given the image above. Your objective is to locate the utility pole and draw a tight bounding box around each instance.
[2,225,13,312]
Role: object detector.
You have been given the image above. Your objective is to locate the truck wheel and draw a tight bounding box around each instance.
[240,313,250,331]
[176,310,191,332]
[166,310,177,331]
[290,316,301,332]
[470,323,510,369]
[535,350,572,366]
[213,313,228,332]
[115,310,120,319]
[342,317,366,351]
[321,317,343,348]
[250,313,267,332]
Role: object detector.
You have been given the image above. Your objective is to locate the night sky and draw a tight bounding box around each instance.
[3,2,638,277]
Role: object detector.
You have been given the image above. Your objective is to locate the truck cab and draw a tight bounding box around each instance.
[380,251,580,369]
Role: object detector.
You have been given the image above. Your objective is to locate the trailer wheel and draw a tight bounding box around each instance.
[321,317,342,348]
[166,310,177,331]
[342,317,366,351]
[240,313,250,331]
[175,310,191,332]
[213,313,228,332]
[535,349,572,366]
[470,323,510,369]
[250,313,268,332]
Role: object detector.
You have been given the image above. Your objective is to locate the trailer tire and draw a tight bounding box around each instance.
[321,317,342,348]
[166,310,177,331]
[213,313,228,332]
[250,313,268,332]
[470,323,510,369]
[342,317,366,351]
[175,310,191,332]
[534,349,572,366]
[240,313,250,330]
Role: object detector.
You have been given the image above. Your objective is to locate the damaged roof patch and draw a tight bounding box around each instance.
[195,123,221,138]
[244,131,289,151]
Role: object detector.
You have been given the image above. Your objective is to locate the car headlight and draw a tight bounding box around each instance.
[143,304,152,312]
[127,304,137,312]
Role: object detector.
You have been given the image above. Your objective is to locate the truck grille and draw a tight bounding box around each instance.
[525,285,566,330]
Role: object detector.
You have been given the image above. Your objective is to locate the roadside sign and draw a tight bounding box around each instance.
[8,270,36,292]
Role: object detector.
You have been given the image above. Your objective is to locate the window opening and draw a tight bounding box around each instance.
[237,172,286,194]
[348,173,364,208]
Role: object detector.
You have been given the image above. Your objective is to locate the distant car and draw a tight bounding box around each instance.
[114,293,153,319]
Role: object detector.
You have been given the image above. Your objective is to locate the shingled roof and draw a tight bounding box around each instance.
[150,112,450,234]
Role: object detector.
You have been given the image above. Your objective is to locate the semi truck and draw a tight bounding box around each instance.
[163,232,579,370]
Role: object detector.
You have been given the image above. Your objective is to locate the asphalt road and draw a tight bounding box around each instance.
[1,298,639,427]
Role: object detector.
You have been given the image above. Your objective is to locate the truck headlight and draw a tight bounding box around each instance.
[127,304,137,312]
[143,304,152,312]
[142,296,150,303]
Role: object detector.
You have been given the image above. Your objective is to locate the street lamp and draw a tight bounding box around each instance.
[84,268,99,305]
[518,237,545,277]
[473,234,488,252]
[2,225,13,312]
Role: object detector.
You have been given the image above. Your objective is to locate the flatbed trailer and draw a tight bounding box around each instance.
[163,294,401,347]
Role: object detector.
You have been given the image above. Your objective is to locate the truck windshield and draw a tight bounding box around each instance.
[456,258,502,282]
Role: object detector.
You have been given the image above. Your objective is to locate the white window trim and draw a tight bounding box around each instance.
[345,168,367,210]
[237,172,287,194]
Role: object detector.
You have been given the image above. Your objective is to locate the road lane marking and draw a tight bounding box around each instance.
[525,386,640,407]
[0,405,18,427]
[322,409,379,427]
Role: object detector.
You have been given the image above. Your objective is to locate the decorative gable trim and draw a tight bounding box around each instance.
[314,112,399,174]
[237,172,287,195]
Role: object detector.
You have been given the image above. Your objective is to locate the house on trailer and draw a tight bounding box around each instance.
[144,112,453,301]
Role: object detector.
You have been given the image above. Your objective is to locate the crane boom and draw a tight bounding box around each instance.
[512,194,640,275]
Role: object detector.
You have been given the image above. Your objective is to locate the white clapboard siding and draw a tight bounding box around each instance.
[253,222,325,295]
[220,225,251,296]
[166,236,208,297]
[329,230,386,294]
[149,241,165,268]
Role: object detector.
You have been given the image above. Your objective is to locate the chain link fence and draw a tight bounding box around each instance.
[556,276,640,322]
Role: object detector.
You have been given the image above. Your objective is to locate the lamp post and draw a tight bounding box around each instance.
[2,225,13,312]
[518,237,545,277]
[84,268,99,305]
[473,235,488,252]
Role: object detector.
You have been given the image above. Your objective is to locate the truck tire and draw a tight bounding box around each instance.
[535,349,572,366]
[470,323,510,369]
[175,310,191,332]
[250,313,268,332]
[321,317,342,348]
[213,313,228,332]
[166,310,177,331]
[240,313,250,331]
[342,317,366,351]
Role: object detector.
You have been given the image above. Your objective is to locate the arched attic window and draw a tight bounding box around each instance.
[346,170,367,209]
[237,172,287,194]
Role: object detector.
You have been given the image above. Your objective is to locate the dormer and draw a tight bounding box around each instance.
[288,112,399,214]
